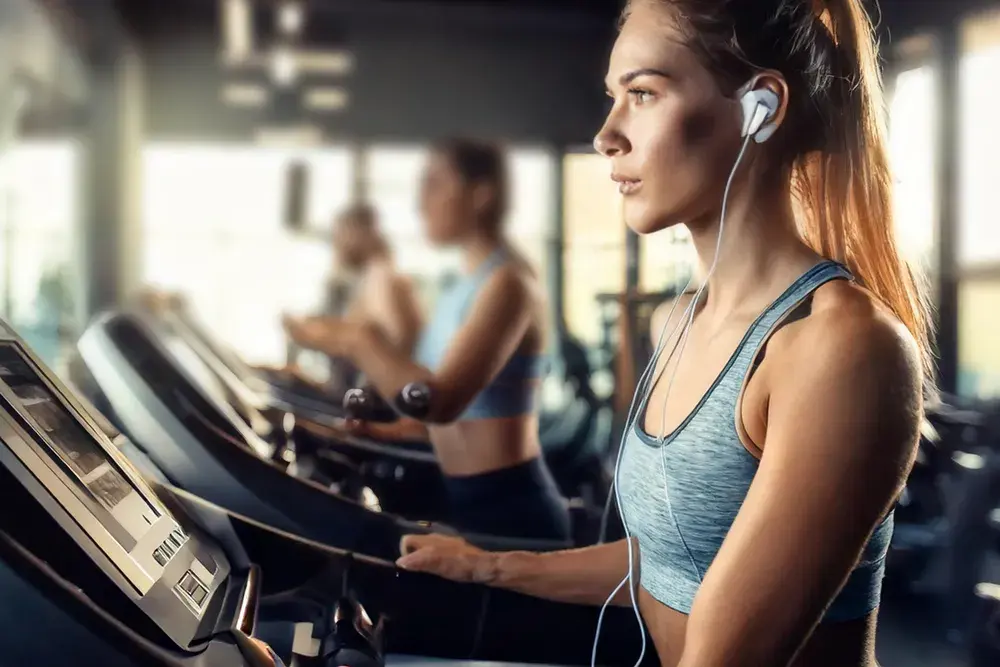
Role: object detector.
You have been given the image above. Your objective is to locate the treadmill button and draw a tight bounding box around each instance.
[190,584,208,606]
[179,571,198,595]
[153,548,168,567]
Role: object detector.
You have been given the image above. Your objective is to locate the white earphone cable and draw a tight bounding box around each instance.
[656,131,754,440]
[590,123,759,667]
[591,272,694,667]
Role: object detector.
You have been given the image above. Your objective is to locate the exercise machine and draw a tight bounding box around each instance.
[76,310,574,556]
[0,316,653,666]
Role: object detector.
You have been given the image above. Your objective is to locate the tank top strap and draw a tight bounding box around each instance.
[724,260,854,384]
[414,248,512,371]
[474,248,510,279]
[454,248,509,317]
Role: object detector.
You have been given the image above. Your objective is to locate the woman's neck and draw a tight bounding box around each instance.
[686,180,820,324]
[461,232,505,273]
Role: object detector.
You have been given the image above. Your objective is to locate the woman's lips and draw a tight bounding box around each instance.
[617,179,642,195]
[611,173,642,195]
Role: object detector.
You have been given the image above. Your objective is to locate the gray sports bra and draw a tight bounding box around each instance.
[617,260,893,622]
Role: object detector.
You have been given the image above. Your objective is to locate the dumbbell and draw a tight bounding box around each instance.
[342,382,432,423]
[342,386,397,423]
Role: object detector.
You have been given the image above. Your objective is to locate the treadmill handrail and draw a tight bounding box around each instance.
[113,310,276,459]
[164,311,274,415]
[155,482,400,567]
[297,421,437,465]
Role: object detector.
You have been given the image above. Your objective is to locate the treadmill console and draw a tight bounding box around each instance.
[0,323,244,649]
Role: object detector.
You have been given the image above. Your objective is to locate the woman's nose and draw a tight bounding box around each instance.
[594,121,629,158]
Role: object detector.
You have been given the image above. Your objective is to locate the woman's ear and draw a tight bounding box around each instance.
[469,181,497,222]
[744,70,790,134]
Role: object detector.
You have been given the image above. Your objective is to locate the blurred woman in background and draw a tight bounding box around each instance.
[285,139,571,542]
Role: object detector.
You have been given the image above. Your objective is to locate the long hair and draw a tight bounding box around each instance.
[625,0,935,383]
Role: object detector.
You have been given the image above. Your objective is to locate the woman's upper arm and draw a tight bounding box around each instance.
[429,267,536,421]
[678,311,922,667]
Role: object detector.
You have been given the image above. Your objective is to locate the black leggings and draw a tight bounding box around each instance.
[443,457,572,542]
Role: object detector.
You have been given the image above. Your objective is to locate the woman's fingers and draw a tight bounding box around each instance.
[247,637,280,666]
[344,419,368,435]
[399,533,439,556]
[396,547,438,572]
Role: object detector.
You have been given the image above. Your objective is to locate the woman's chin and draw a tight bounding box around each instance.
[624,204,681,236]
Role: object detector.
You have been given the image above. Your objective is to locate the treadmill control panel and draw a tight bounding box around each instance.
[0,324,238,648]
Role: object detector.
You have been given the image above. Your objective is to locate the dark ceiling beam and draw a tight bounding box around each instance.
[879,0,998,38]
[300,0,617,31]
[116,0,615,44]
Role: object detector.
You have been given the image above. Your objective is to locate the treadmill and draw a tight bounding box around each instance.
[0,317,651,666]
[142,302,604,525]
[164,303,348,424]
[145,306,451,518]
[76,310,566,557]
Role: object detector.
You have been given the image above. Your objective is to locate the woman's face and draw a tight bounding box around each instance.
[595,1,745,235]
[419,152,474,245]
[332,217,373,270]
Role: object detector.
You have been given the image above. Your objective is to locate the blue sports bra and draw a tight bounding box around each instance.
[617,260,893,622]
[414,250,547,421]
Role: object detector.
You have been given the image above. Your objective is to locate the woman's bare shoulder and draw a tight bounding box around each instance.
[770,279,923,403]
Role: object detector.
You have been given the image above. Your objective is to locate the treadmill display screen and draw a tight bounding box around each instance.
[0,344,159,542]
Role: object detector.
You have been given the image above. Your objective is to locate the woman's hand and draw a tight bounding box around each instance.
[343,418,372,437]
[247,637,283,666]
[283,316,362,358]
[349,418,430,443]
[396,534,498,584]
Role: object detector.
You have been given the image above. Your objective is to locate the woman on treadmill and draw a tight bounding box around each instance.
[391,1,930,666]
[284,139,571,543]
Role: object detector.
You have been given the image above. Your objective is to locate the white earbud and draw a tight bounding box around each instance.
[739,88,780,143]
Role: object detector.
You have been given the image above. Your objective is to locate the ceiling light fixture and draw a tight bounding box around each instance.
[304,87,349,111]
[256,124,323,146]
[221,0,253,65]
[221,83,268,107]
[295,50,355,75]
[277,2,305,36]
[271,47,298,87]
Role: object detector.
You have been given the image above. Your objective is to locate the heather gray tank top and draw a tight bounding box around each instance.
[617,260,893,622]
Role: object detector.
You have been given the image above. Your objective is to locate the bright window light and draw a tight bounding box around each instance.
[888,64,937,275]
[141,144,352,364]
[959,44,1000,265]
[0,139,81,367]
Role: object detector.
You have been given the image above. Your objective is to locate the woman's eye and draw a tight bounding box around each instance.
[628,88,653,105]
